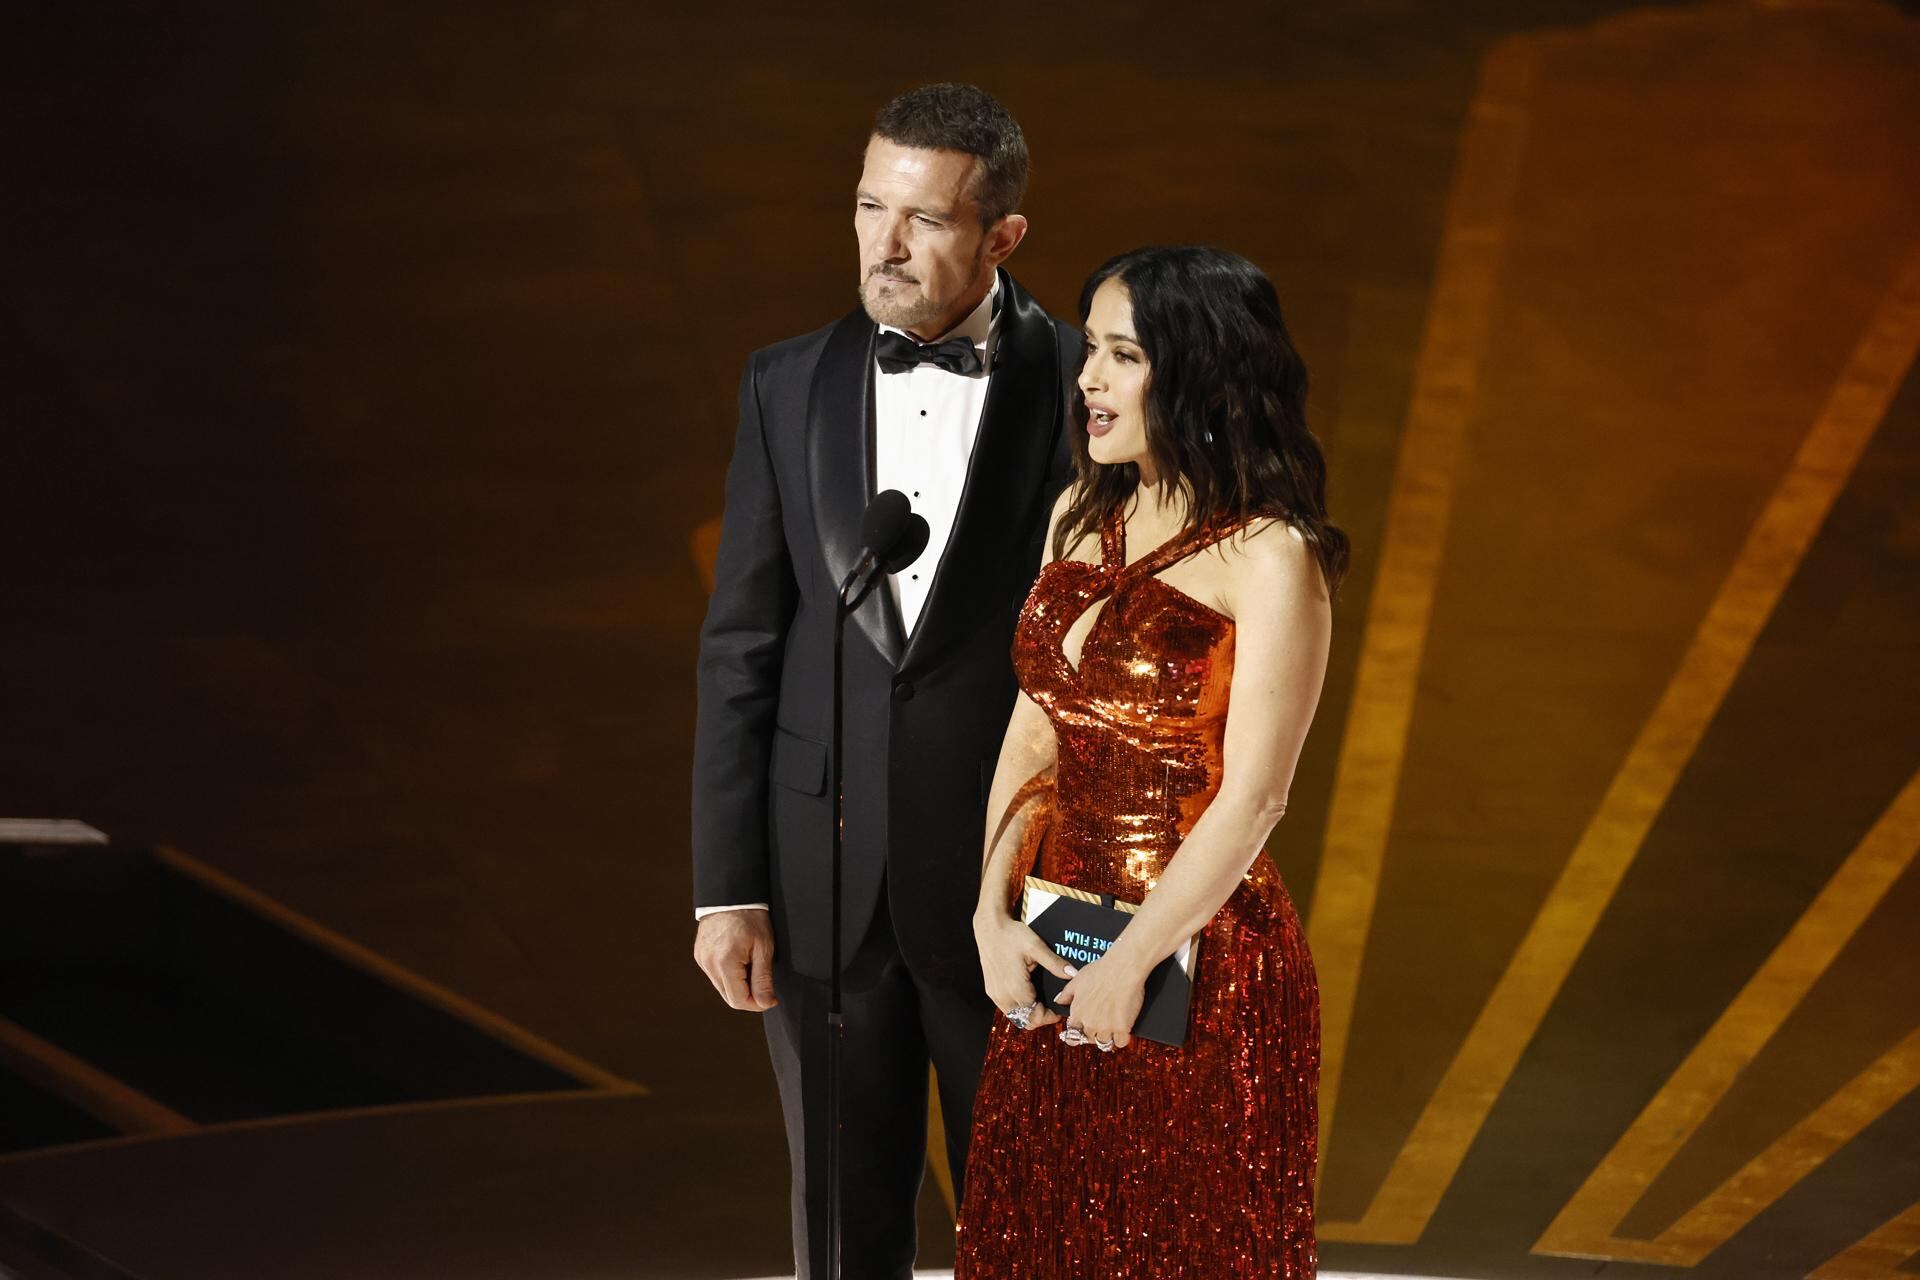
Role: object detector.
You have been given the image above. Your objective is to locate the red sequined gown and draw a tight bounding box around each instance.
[955,510,1320,1277]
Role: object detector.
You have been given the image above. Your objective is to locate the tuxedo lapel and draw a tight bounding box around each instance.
[900,270,1064,675]
[807,307,908,667]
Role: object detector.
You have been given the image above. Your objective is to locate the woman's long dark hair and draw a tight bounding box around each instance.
[1054,246,1349,594]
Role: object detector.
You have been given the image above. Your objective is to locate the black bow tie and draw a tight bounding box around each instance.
[875,330,984,377]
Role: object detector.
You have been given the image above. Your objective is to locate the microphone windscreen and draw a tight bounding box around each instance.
[882,514,931,574]
[861,489,912,559]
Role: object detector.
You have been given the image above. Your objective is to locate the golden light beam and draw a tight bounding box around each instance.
[1811,1201,1920,1279]
[1332,243,1920,1243]
[1656,1027,1920,1266]
[691,515,723,594]
[928,1067,957,1218]
[1536,766,1920,1262]
[1306,34,1541,1168]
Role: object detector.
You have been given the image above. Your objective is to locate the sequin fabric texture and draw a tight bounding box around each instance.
[955,509,1320,1278]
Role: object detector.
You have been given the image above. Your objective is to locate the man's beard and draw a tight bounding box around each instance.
[858,244,987,332]
[859,272,942,331]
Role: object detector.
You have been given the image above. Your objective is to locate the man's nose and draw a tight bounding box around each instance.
[872,217,907,261]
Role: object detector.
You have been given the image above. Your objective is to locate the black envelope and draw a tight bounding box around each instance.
[1020,876,1199,1047]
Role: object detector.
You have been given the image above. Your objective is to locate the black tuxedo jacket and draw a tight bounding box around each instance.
[692,269,1077,989]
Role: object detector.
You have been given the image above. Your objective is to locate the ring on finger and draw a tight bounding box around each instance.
[1059,1025,1089,1047]
[1094,1035,1116,1052]
[1004,1000,1038,1030]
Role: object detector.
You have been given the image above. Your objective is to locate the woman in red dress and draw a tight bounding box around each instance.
[957,246,1346,1277]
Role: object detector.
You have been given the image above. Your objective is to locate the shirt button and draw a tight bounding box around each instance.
[919,410,927,416]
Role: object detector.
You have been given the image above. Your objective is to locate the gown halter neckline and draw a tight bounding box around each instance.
[1086,503,1262,627]
[1103,503,1233,576]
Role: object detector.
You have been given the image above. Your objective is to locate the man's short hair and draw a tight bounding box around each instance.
[872,83,1028,226]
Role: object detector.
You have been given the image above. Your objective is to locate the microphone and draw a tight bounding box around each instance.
[839,489,931,610]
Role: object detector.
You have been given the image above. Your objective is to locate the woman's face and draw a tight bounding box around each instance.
[1078,277,1154,479]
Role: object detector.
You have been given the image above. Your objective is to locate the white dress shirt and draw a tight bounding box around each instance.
[872,276,1000,633]
[696,279,1002,922]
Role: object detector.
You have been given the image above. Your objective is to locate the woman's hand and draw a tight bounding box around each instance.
[1055,954,1148,1051]
[974,910,1073,1029]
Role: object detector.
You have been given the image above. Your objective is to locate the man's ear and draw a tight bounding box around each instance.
[985,213,1030,268]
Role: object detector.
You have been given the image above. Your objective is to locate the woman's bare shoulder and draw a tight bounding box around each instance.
[1213,518,1323,605]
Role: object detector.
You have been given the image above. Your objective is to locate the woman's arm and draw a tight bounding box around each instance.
[1057,518,1331,1047]
[972,488,1082,1025]
[977,484,1082,889]
[977,689,1058,878]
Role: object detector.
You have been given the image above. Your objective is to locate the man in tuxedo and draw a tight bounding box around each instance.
[690,84,1076,1277]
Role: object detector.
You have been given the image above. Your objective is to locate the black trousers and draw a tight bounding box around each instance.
[764,888,996,1280]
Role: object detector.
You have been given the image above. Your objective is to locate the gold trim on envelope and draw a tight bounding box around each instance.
[1022,875,1142,917]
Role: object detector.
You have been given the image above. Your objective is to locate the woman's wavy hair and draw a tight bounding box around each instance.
[1053,245,1348,594]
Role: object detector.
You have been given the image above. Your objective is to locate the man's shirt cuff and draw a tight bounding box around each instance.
[694,902,771,920]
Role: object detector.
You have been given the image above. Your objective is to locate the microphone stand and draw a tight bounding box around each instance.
[825,550,885,1280]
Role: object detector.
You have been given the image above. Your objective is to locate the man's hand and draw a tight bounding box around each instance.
[693,909,779,1012]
